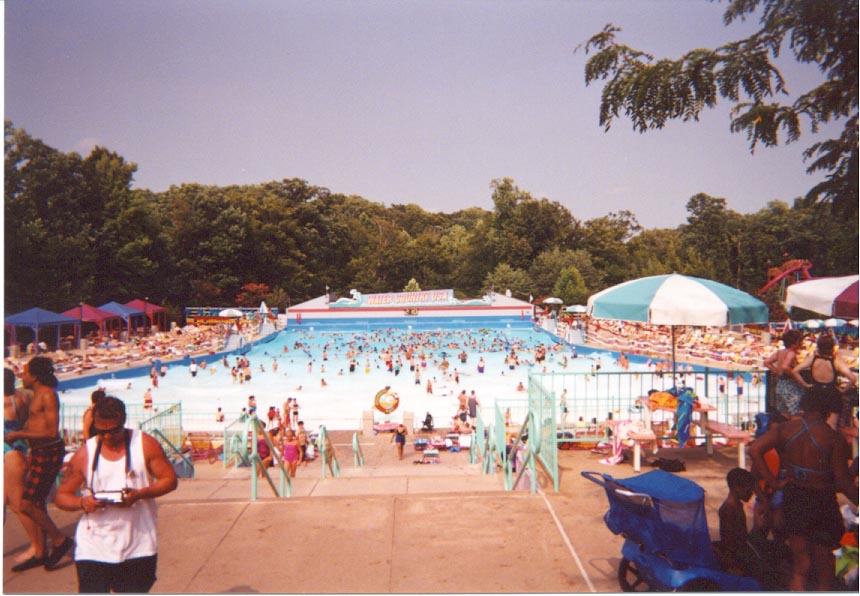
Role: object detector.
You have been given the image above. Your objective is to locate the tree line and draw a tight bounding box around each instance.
[5,121,857,323]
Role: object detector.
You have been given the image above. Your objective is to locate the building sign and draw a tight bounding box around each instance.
[329,289,491,309]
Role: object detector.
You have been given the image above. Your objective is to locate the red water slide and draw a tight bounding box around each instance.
[758,259,813,294]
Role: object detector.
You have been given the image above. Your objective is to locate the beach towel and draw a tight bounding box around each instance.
[674,387,696,446]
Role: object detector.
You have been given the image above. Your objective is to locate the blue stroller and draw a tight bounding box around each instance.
[582,470,761,592]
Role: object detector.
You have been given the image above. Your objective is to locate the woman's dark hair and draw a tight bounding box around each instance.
[27,356,58,388]
[93,395,127,426]
[816,334,835,356]
[781,329,803,348]
[5,368,16,396]
[90,389,107,405]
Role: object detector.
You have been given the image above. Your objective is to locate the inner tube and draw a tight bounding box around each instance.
[374,387,400,414]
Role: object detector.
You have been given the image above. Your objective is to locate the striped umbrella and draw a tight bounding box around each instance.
[785,275,859,318]
[587,274,769,378]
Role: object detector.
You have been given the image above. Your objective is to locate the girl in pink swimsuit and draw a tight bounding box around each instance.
[281,429,300,477]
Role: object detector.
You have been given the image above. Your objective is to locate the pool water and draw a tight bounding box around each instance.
[59,324,647,431]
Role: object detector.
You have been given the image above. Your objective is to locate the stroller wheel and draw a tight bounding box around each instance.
[617,557,651,592]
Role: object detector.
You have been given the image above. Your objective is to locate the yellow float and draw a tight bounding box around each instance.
[374,386,400,414]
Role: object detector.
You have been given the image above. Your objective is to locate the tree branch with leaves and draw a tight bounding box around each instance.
[578,0,858,217]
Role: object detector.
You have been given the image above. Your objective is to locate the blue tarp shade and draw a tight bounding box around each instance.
[4,307,80,355]
[97,302,146,336]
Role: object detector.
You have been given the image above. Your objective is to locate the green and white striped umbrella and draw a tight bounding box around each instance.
[587,274,769,326]
[587,274,769,379]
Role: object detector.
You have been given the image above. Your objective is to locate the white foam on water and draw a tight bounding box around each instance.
[59,326,650,430]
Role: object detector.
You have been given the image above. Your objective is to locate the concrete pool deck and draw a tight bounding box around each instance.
[4,429,760,594]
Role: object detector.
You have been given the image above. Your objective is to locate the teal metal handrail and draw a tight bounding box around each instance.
[352,432,364,467]
[318,426,340,478]
[247,415,290,500]
[223,413,250,468]
[150,428,194,478]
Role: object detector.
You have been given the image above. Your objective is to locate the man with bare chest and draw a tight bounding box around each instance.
[6,356,74,572]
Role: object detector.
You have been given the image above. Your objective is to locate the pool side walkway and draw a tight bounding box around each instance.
[4,430,756,594]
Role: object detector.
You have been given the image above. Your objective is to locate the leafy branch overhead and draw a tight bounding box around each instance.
[578,0,858,216]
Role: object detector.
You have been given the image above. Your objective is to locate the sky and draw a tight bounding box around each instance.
[4,0,839,230]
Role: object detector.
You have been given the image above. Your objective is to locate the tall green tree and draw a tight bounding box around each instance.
[553,266,589,305]
[163,184,251,304]
[581,211,641,285]
[5,124,96,311]
[579,0,858,218]
[483,264,532,300]
[679,194,741,284]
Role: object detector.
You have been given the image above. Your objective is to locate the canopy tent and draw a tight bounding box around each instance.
[61,304,123,345]
[124,299,168,332]
[5,307,80,355]
[97,302,146,337]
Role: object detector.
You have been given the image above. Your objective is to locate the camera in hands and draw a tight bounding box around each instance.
[93,490,126,504]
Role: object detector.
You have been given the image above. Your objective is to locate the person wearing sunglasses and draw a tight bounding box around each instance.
[55,396,177,593]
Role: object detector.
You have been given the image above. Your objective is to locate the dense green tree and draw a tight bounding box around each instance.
[488,178,578,271]
[7,119,857,323]
[627,228,683,277]
[679,193,740,284]
[581,211,641,285]
[483,264,533,301]
[553,266,589,305]
[163,184,251,304]
[579,0,858,218]
[5,124,96,311]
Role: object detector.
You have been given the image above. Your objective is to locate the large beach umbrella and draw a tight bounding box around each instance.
[785,275,859,318]
[564,304,588,314]
[586,273,769,380]
[823,318,847,328]
[218,308,243,318]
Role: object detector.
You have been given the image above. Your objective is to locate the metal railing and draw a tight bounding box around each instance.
[472,406,491,469]
[528,370,558,491]
[352,432,365,467]
[494,398,537,492]
[534,369,767,445]
[223,414,251,468]
[247,415,290,500]
[318,426,340,478]
[59,402,184,448]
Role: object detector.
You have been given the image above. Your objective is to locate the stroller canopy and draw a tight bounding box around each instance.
[604,470,717,570]
[612,469,704,503]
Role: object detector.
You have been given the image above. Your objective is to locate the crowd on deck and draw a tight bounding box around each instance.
[554,317,859,371]
[4,322,265,380]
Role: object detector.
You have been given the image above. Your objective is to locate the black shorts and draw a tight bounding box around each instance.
[77,555,157,593]
[782,484,844,548]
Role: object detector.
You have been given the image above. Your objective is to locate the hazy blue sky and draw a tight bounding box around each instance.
[5,0,837,229]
